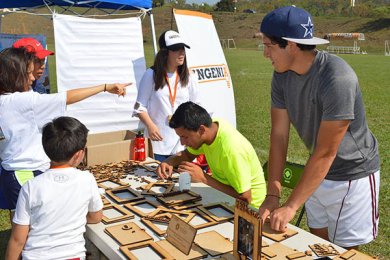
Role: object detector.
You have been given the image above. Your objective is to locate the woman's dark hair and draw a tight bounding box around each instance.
[0,47,34,95]
[263,33,316,51]
[169,101,212,131]
[151,34,189,91]
[42,117,89,162]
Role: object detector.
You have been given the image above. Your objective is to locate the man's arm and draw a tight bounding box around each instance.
[178,161,252,204]
[269,120,350,231]
[259,108,290,220]
[6,224,29,260]
[87,209,103,224]
[157,149,197,179]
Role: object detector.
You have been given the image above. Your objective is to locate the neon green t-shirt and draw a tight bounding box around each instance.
[187,119,266,208]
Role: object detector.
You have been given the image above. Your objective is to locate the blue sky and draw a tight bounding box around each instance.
[186,0,219,5]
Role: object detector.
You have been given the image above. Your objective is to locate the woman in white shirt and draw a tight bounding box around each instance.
[133,30,200,162]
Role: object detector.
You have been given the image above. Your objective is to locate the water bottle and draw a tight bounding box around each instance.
[134,131,146,161]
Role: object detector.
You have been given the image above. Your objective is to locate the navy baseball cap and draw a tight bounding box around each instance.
[260,6,329,45]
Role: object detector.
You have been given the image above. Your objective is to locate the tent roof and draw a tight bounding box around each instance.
[0,0,152,10]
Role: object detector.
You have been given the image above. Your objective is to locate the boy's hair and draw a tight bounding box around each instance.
[169,101,212,131]
[0,47,34,95]
[42,117,89,162]
[263,33,316,51]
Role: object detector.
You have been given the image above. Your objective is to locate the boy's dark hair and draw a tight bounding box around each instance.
[42,117,89,162]
[169,101,212,131]
[0,47,34,95]
[263,33,316,51]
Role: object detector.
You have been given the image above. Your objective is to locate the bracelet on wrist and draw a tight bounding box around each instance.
[266,194,280,199]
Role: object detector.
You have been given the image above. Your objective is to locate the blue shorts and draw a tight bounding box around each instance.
[0,167,43,210]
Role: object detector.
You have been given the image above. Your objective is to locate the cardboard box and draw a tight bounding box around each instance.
[83,130,153,166]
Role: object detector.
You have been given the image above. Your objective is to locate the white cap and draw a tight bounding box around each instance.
[159,30,190,51]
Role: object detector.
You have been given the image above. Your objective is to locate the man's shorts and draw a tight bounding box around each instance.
[306,170,380,248]
[0,167,43,210]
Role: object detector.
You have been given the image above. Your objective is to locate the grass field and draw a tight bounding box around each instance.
[0,48,389,258]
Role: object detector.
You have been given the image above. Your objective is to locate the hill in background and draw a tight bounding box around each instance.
[1,6,389,54]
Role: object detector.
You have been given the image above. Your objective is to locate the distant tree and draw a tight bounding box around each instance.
[153,0,164,7]
[215,0,235,12]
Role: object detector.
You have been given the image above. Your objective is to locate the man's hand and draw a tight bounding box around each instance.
[156,162,173,179]
[259,196,280,223]
[269,205,296,232]
[177,161,206,183]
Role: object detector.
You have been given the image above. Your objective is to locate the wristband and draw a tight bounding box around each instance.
[266,194,280,199]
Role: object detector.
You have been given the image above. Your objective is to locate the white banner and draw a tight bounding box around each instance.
[174,9,236,127]
[53,14,146,133]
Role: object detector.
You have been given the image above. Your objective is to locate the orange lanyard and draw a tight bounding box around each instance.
[165,71,179,108]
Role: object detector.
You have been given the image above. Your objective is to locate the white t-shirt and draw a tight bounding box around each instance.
[13,167,103,260]
[134,68,200,155]
[0,91,67,171]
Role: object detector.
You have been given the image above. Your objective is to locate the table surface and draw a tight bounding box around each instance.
[86,162,346,260]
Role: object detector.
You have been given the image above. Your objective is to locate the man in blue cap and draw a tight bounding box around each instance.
[258,6,380,249]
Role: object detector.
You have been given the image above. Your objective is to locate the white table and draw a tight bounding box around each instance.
[86,165,346,259]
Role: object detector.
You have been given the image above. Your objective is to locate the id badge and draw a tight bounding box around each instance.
[167,115,172,122]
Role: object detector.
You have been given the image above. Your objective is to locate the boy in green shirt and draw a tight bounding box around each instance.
[157,102,266,208]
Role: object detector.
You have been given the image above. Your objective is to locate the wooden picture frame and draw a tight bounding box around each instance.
[104,222,153,246]
[141,181,174,196]
[97,178,128,190]
[157,190,202,206]
[106,186,144,204]
[123,199,163,217]
[194,230,233,257]
[233,199,262,260]
[141,207,196,237]
[186,209,218,229]
[172,201,203,210]
[140,161,160,172]
[262,218,298,242]
[120,240,173,260]
[198,203,234,222]
[102,204,134,224]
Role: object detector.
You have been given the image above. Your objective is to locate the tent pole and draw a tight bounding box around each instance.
[148,10,158,55]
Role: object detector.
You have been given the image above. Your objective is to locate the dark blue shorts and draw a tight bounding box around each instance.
[0,167,43,210]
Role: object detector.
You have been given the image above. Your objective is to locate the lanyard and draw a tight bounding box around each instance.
[165,71,180,108]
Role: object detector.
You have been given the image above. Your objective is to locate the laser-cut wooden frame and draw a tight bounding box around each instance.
[141,181,174,196]
[233,199,262,260]
[157,190,202,206]
[104,222,153,246]
[120,240,173,260]
[140,161,160,172]
[106,186,144,204]
[123,200,163,217]
[186,208,218,229]
[198,203,235,222]
[171,201,202,210]
[97,178,129,190]
[102,204,135,224]
[141,207,196,236]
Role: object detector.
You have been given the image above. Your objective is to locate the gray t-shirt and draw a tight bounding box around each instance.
[271,51,379,181]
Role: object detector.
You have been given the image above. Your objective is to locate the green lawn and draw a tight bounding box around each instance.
[1,48,389,258]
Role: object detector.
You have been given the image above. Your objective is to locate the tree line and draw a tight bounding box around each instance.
[153,0,390,17]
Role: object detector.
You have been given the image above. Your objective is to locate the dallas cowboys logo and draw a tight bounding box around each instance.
[301,17,314,38]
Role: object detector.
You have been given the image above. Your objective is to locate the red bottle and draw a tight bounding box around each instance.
[134,131,146,161]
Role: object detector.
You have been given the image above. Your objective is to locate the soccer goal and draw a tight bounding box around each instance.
[385,40,390,56]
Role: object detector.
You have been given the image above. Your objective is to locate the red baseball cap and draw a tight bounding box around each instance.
[13,38,54,59]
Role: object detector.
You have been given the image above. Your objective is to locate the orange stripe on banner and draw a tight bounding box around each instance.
[199,78,227,83]
[174,9,212,20]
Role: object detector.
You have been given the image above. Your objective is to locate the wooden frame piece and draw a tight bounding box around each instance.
[186,209,218,229]
[140,161,160,172]
[148,207,196,222]
[172,201,202,210]
[97,178,128,190]
[140,217,169,237]
[262,218,298,241]
[101,195,111,206]
[141,181,174,196]
[102,204,134,224]
[120,240,173,260]
[106,186,144,204]
[233,199,262,260]
[194,230,233,256]
[308,243,340,257]
[104,222,153,246]
[156,239,208,260]
[333,249,378,260]
[198,203,234,222]
[123,199,162,217]
[262,242,312,260]
[157,190,202,206]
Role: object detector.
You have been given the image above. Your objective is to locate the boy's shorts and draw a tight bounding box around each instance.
[0,167,43,210]
[306,170,380,248]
